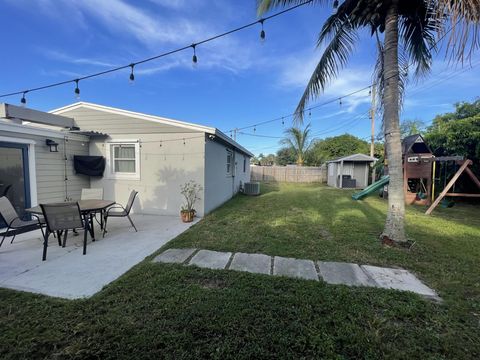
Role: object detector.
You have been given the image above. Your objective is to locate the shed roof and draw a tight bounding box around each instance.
[326,153,377,163]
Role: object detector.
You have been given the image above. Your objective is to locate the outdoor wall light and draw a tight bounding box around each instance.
[46,139,59,153]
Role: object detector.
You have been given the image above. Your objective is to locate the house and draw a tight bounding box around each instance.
[326,153,376,189]
[0,102,252,219]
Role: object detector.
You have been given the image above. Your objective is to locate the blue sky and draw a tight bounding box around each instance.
[1,0,479,156]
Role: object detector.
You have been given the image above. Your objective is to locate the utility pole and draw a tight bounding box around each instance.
[370,84,376,184]
[233,128,238,142]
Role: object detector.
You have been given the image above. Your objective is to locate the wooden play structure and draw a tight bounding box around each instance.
[401,134,435,206]
[425,157,480,214]
[380,134,480,214]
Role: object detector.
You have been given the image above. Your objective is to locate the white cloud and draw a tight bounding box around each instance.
[275,49,372,112]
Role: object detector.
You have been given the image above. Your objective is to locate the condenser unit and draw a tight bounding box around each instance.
[243,182,260,196]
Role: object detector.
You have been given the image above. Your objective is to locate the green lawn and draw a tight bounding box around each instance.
[1,183,479,359]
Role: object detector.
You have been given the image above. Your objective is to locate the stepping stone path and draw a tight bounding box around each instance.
[153,249,440,300]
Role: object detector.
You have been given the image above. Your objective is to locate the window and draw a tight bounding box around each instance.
[226,150,233,175]
[243,156,246,173]
[106,141,140,180]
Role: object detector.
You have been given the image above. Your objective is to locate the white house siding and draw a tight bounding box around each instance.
[0,129,89,205]
[204,139,250,214]
[88,133,206,216]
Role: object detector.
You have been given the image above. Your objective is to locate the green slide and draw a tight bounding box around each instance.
[352,175,390,200]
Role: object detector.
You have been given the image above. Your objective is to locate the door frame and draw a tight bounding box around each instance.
[0,136,37,207]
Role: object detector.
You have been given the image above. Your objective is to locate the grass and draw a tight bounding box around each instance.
[1,182,480,359]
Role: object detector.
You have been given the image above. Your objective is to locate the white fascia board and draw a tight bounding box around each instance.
[0,121,89,142]
[214,129,254,157]
[50,102,216,134]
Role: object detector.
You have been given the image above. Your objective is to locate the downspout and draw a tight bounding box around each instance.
[232,149,235,198]
[63,136,69,201]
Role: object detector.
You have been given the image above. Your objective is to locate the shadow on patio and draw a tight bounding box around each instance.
[0,214,199,299]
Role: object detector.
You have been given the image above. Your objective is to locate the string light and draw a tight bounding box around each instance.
[339,98,343,106]
[74,79,80,100]
[333,0,339,9]
[254,125,257,133]
[129,64,135,83]
[281,117,284,126]
[191,44,198,67]
[308,108,312,117]
[259,19,266,43]
[20,91,27,107]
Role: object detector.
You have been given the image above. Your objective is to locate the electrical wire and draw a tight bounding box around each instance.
[0,0,314,99]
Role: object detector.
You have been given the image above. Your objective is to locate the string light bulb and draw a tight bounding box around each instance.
[129,64,135,84]
[308,108,312,117]
[259,19,266,44]
[333,0,339,9]
[191,44,198,67]
[254,126,257,133]
[339,98,343,106]
[281,117,284,126]
[74,79,80,100]
[20,91,27,107]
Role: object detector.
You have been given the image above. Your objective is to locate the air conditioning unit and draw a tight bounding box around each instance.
[243,182,260,196]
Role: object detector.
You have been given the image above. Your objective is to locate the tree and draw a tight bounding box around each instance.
[276,147,297,165]
[425,99,480,175]
[258,0,479,245]
[309,134,370,164]
[281,124,313,166]
[400,119,426,138]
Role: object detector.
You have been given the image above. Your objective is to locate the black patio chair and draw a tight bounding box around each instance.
[0,196,44,248]
[40,202,86,261]
[103,190,138,237]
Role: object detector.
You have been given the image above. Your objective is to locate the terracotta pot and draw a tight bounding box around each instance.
[180,210,195,223]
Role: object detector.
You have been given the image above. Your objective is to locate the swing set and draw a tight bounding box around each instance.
[425,157,480,214]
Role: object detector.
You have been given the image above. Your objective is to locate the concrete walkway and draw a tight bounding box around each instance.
[153,248,440,300]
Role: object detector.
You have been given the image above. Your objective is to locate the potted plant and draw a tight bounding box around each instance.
[180,180,202,223]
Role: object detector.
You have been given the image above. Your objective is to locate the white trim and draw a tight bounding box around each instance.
[50,102,254,157]
[105,140,141,180]
[0,121,89,142]
[50,102,216,134]
[0,136,38,207]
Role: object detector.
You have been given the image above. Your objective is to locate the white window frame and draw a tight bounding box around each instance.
[226,149,233,176]
[105,140,140,180]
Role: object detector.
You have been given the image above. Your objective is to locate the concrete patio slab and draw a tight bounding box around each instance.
[188,250,231,270]
[153,248,197,264]
[273,256,318,281]
[229,252,271,275]
[318,261,376,287]
[0,215,199,299]
[361,265,438,297]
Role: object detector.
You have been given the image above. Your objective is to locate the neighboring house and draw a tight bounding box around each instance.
[326,153,376,189]
[0,102,252,218]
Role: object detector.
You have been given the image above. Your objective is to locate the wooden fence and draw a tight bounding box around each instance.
[250,165,327,183]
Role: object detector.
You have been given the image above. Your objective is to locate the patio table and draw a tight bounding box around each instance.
[26,199,115,255]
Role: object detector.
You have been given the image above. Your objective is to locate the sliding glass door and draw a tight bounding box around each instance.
[0,142,31,227]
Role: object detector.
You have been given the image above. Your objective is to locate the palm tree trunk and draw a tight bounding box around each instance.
[381,0,407,244]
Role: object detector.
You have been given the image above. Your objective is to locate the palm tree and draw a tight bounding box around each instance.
[281,124,312,166]
[258,0,479,245]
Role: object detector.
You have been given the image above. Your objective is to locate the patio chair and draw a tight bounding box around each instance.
[40,202,85,261]
[0,196,45,248]
[81,188,104,200]
[103,190,138,237]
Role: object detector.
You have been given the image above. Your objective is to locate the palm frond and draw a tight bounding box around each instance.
[432,0,480,61]
[257,0,329,16]
[294,13,359,125]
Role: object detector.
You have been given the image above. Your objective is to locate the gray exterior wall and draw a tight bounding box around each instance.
[327,161,369,188]
[88,133,205,216]
[37,136,90,203]
[65,106,195,134]
[0,128,89,204]
[204,139,250,214]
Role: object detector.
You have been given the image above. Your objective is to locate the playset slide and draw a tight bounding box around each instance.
[352,176,390,200]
